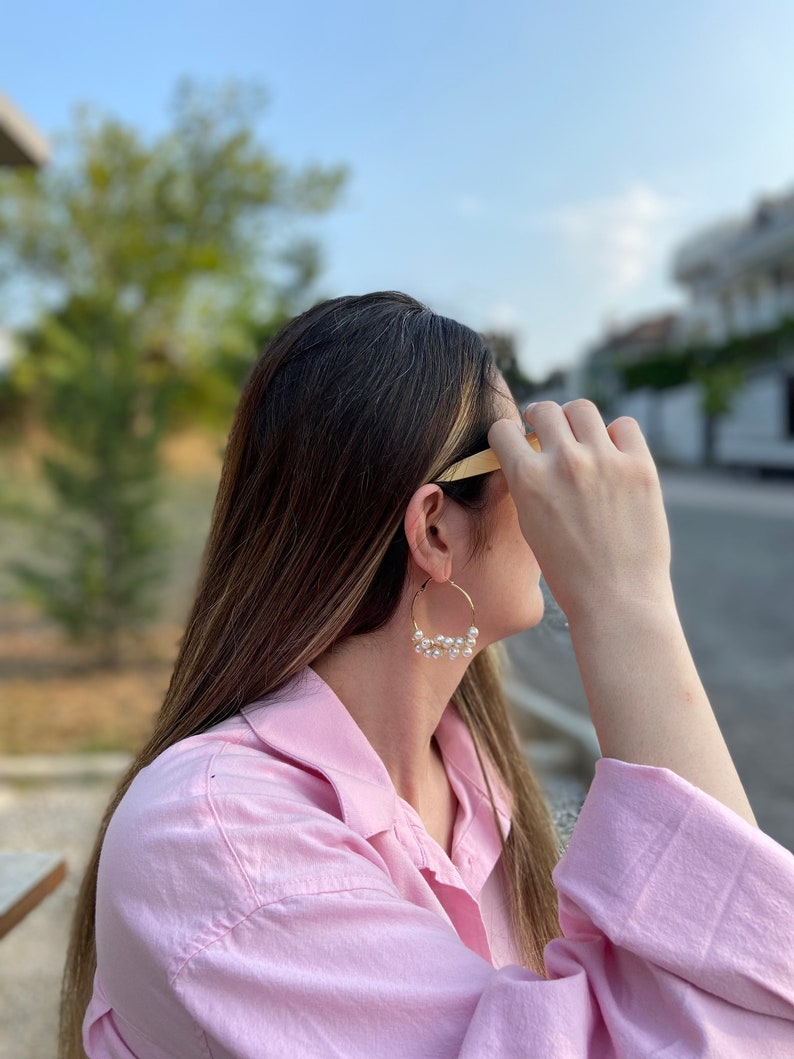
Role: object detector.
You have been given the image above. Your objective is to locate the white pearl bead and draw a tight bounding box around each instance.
[468,627,479,638]
[444,637,453,648]
[431,647,441,658]
[449,648,460,659]
[412,629,423,641]
[462,647,473,657]
[415,644,423,653]
[435,634,445,645]
[421,638,431,649]
[466,637,476,647]
[454,637,464,646]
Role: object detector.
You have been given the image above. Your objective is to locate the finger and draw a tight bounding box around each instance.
[562,399,611,448]
[606,415,652,457]
[487,419,538,481]
[523,401,571,451]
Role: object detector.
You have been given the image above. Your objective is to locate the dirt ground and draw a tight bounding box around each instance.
[0,605,181,754]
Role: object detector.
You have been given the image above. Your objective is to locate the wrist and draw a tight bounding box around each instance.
[566,582,679,640]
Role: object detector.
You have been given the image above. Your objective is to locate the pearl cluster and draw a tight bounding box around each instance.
[411,627,479,660]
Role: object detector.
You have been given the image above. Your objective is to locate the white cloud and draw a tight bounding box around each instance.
[543,184,684,299]
[485,300,522,331]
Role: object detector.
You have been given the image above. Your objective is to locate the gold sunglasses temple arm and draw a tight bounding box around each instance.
[436,433,540,483]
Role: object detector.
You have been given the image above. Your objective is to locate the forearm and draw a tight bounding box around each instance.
[487,404,759,829]
[569,592,758,828]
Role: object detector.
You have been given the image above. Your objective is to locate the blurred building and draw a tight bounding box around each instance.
[526,367,571,406]
[581,311,679,413]
[673,191,794,344]
[576,188,794,471]
[0,93,49,377]
[0,93,49,168]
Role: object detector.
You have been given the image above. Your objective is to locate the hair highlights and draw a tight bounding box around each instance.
[60,292,561,1056]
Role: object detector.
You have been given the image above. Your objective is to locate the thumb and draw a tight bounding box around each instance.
[488,419,537,481]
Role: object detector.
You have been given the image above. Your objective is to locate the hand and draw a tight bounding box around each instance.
[488,400,673,628]
[490,400,757,825]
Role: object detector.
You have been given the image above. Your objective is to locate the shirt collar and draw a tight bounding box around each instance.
[241,666,512,854]
[241,667,398,839]
[434,705,513,835]
[434,706,513,894]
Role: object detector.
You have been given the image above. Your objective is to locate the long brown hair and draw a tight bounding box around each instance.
[60,291,561,1056]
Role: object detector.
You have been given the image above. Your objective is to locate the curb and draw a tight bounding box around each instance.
[504,677,601,762]
[0,753,132,782]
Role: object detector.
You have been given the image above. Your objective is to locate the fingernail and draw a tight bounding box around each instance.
[525,403,536,415]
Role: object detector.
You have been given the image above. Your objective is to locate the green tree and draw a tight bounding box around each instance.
[693,362,746,467]
[480,332,532,397]
[0,79,346,663]
[9,297,174,664]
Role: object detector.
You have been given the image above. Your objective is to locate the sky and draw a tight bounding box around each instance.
[4,0,794,379]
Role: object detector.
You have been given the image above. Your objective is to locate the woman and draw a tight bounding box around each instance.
[62,291,793,1057]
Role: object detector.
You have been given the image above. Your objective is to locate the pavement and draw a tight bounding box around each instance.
[0,771,119,1059]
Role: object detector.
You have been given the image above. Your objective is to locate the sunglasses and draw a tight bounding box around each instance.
[436,431,541,482]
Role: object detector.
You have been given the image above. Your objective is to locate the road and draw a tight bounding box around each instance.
[506,469,794,853]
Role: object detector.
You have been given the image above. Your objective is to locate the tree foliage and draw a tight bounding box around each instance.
[0,78,346,417]
[480,331,532,397]
[0,79,346,661]
[616,317,794,396]
[9,297,174,662]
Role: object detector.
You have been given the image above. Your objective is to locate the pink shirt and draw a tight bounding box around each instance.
[85,667,794,1057]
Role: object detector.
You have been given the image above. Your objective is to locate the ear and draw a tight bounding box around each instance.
[403,484,453,582]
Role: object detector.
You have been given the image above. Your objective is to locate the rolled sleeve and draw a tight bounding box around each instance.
[553,759,794,1016]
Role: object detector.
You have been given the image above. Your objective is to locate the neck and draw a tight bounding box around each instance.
[311,620,469,816]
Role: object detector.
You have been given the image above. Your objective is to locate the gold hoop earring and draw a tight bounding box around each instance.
[410,577,479,660]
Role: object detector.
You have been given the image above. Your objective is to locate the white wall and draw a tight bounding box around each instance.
[613,389,666,454]
[615,372,794,468]
[615,385,703,464]
[717,365,794,468]
[658,384,704,464]
[540,367,794,470]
